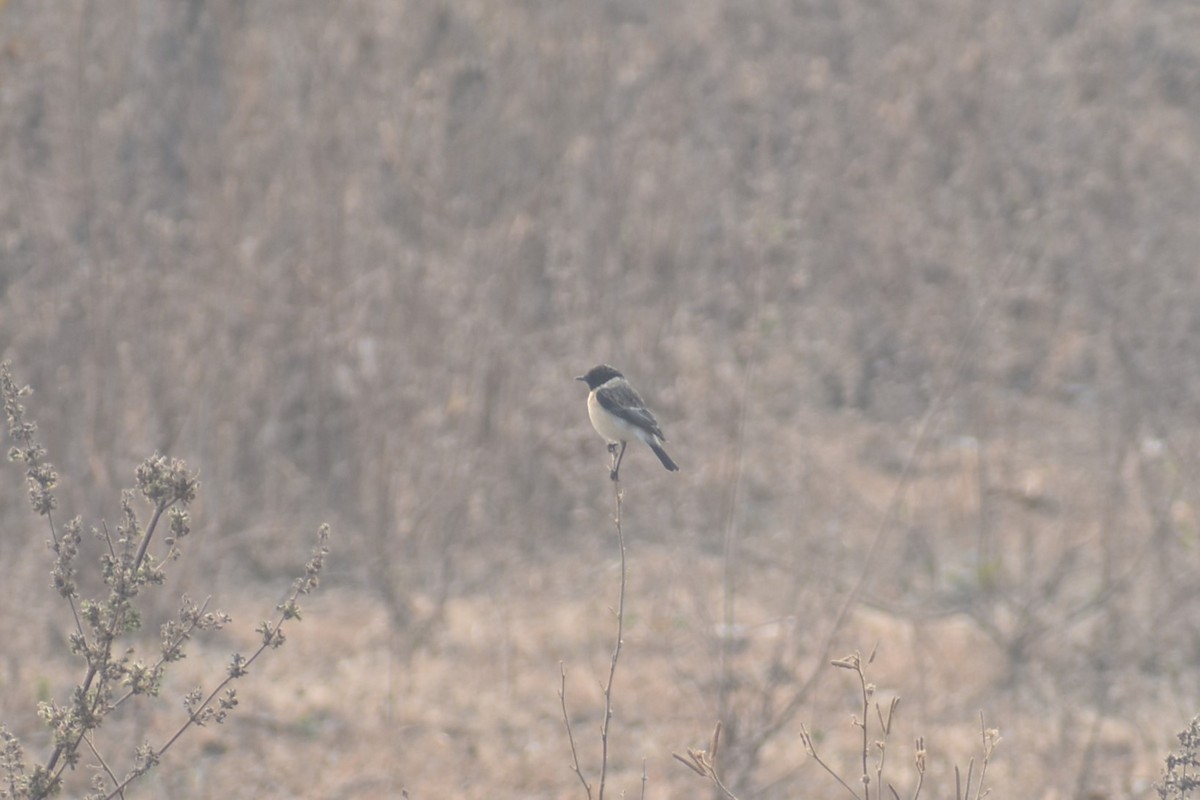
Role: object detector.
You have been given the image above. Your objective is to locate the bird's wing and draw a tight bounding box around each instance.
[595,381,667,440]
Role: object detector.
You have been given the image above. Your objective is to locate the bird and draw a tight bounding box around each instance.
[576,364,679,481]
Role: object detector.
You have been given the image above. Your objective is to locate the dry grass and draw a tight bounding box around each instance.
[3,0,1200,797]
[0,372,1186,798]
[0,540,1178,798]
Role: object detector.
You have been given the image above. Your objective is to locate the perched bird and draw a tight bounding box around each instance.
[576,364,679,481]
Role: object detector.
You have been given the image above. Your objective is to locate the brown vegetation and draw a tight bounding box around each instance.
[2,0,1200,797]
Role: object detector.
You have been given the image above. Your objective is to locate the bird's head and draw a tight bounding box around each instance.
[576,364,623,389]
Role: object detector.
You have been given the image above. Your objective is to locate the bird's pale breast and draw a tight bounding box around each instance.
[588,390,637,444]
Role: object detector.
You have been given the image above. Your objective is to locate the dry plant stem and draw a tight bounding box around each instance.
[4,366,331,799]
[971,713,996,800]
[712,775,740,799]
[911,736,926,800]
[559,455,628,800]
[81,734,121,800]
[560,663,592,798]
[836,650,883,800]
[799,723,860,800]
[696,767,741,800]
[597,460,626,800]
[109,596,215,713]
[95,543,326,800]
[858,664,871,800]
[802,652,929,800]
[876,696,900,797]
[47,509,87,650]
[849,652,879,800]
[954,713,999,800]
[700,757,742,800]
[672,722,742,800]
[44,497,175,780]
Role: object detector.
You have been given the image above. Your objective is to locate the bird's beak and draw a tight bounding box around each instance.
[575,375,587,382]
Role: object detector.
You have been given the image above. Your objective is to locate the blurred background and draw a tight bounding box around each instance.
[2,1,1200,797]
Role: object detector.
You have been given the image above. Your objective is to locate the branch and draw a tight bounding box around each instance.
[598,466,626,800]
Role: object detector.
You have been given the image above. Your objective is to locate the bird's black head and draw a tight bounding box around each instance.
[576,364,623,389]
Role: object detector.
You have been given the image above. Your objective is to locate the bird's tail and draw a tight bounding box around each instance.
[650,441,679,472]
